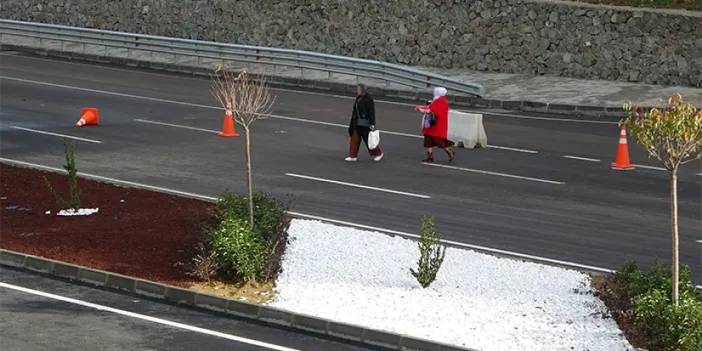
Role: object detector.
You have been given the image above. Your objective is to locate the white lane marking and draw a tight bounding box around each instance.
[134,119,217,134]
[422,162,565,185]
[0,282,299,351]
[1,76,536,154]
[0,158,218,202]
[697,173,702,176]
[481,112,620,124]
[487,145,538,154]
[1,57,619,125]
[285,173,431,199]
[634,164,667,171]
[11,126,103,144]
[563,155,601,162]
[1,76,218,110]
[0,157,639,275]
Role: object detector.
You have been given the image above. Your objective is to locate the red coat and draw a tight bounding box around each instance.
[421,96,449,139]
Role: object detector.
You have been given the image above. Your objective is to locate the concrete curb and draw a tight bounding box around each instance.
[0,249,475,351]
[1,44,633,118]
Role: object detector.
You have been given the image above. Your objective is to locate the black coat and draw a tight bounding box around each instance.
[348,93,375,136]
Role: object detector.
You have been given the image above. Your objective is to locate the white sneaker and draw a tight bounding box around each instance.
[373,153,384,162]
[345,157,358,162]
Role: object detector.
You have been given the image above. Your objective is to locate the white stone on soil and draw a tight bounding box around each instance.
[269,219,634,351]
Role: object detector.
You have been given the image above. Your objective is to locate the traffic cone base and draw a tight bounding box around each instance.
[610,163,635,171]
[218,115,240,137]
[75,107,99,128]
[610,127,635,170]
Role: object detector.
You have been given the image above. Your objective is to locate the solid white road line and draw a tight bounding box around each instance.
[634,164,667,171]
[0,156,628,275]
[11,126,103,144]
[1,76,218,110]
[422,162,565,185]
[481,111,620,125]
[285,173,431,199]
[134,119,218,134]
[2,55,621,125]
[563,155,601,162]
[2,76,536,154]
[0,282,300,351]
[0,158,218,202]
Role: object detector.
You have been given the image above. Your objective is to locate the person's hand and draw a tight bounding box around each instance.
[370,125,376,131]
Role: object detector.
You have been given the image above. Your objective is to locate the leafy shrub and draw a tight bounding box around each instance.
[211,217,267,282]
[209,192,289,283]
[616,261,697,302]
[611,261,702,351]
[410,216,446,288]
[217,192,287,240]
[634,289,702,351]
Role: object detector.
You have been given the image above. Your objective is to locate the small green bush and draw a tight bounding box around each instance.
[217,192,287,240]
[410,216,446,288]
[634,289,702,351]
[211,217,267,282]
[209,192,289,282]
[613,261,702,351]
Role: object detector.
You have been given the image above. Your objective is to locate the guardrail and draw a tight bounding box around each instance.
[0,19,484,97]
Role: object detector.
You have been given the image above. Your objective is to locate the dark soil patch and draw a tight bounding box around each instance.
[592,275,652,350]
[0,164,215,286]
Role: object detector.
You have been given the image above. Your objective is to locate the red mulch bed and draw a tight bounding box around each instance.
[0,164,215,286]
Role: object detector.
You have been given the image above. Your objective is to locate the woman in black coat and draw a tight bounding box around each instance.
[346,84,383,162]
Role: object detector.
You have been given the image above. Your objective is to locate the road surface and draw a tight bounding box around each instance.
[0,266,376,351]
[1,51,700,286]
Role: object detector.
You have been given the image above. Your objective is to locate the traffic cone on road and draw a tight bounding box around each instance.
[75,107,99,128]
[610,127,635,170]
[219,98,239,137]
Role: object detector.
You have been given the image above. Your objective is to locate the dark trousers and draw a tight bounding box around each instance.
[349,128,382,158]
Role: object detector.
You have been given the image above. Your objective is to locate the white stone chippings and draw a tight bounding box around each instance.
[56,208,99,216]
[269,219,634,351]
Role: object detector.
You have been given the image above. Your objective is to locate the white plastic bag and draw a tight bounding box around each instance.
[368,130,380,150]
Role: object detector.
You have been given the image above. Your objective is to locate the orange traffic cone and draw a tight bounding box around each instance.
[75,107,99,128]
[219,98,239,137]
[611,127,635,170]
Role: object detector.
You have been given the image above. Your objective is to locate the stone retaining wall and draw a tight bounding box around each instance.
[2,0,700,86]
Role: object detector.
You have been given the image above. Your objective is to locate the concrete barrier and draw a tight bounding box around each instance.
[447,110,487,148]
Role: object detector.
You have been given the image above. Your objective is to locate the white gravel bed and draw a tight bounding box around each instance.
[268,219,634,351]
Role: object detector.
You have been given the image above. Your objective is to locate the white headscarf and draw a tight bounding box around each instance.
[433,87,447,101]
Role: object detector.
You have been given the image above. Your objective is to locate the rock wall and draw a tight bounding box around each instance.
[2,0,701,87]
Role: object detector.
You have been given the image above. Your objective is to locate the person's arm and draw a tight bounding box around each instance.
[349,101,357,135]
[369,98,376,129]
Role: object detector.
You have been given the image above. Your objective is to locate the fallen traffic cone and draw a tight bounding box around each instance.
[75,107,99,128]
[219,98,240,137]
[610,127,635,170]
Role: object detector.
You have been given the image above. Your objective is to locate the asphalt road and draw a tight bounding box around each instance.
[1,51,700,287]
[0,266,376,351]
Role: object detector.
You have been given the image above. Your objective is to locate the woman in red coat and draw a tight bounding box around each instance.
[415,87,455,163]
